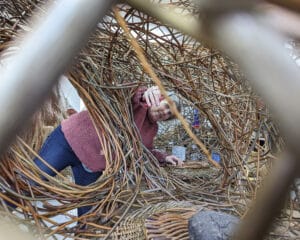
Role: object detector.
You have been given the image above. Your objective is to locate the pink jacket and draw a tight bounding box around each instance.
[61,88,167,172]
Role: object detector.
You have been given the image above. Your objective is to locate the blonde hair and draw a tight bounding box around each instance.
[162,95,181,120]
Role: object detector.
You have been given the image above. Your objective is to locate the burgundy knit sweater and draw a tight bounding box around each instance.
[61,88,167,172]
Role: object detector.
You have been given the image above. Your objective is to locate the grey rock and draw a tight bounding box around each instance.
[188,210,239,240]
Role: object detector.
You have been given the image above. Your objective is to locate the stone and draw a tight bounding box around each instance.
[188,210,239,240]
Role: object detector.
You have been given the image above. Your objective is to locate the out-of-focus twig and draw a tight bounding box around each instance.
[0,0,116,156]
[267,0,300,14]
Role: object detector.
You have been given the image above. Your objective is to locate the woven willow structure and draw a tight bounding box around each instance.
[111,201,205,240]
[0,0,298,239]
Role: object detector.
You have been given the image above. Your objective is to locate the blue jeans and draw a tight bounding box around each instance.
[34,125,102,216]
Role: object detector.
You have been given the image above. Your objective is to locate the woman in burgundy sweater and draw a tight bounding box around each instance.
[34,86,182,216]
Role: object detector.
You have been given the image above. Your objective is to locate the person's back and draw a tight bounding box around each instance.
[62,110,106,172]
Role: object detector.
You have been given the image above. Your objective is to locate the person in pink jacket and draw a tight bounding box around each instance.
[33,86,183,216]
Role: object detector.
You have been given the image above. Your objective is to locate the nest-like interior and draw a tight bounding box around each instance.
[0,1,298,239]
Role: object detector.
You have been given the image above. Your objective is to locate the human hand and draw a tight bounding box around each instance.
[165,155,184,166]
[143,86,161,106]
